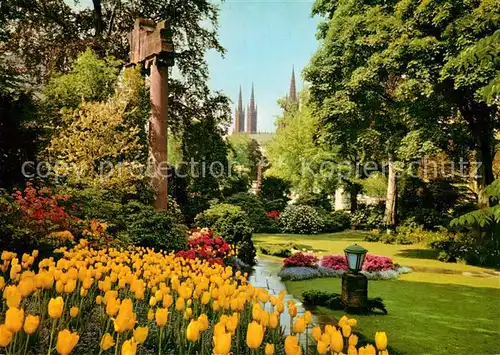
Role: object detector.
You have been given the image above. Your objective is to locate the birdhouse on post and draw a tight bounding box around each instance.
[128,19,174,210]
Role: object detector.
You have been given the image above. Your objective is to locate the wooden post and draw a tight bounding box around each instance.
[128,19,174,210]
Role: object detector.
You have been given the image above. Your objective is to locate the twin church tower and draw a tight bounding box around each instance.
[233,67,297,134]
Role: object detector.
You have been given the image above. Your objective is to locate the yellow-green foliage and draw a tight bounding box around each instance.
[46,66,148,192]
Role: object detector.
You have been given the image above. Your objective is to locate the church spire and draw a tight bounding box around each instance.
[238,85,243,112]
[249,83,255,110]
[289,66,297,102]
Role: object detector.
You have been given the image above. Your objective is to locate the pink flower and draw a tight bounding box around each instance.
[283,253,318,268]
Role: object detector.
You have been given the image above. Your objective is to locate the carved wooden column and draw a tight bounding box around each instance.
[128,19,174,210]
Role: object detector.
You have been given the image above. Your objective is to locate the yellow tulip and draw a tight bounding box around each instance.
[342,324,352,337]
[64,279,76,294]
[317,340,328,354]
[304,311,312,325]
[133,326,149,344]
[106,297,120,316]
[284,335,301,355]
[348,318,357,327]
[246,321,264,349]
[4,286,21,308]
[347,345,358,355]
[293,316,306,334]
[5,307,24,333]
[381,350,389,355]
[149,296,157,307]
[375,332,388,351]
[269,313,279,329]
[338,315,349,328]
[175,297,185,311]
[330,330,344,353]
[198,314,209,332]
[349,334,358,347]
[122,338,138,355]
[364,344,377,355]
[70,306,79,318]
[265,343,275,355]
[186,320,201,342]
[162,294,173,308]
[114,299,136,333]
[287,303,297,318]
[23,314,40,335]
[147,309,155,321]
[311,326,321,341]
[213,331,231,355]
[48,297,64,319]
[56,329,79,355]
[201,291,211,305]
[155,308,169,327]
[100,333,115,350]
[0,324,13,347]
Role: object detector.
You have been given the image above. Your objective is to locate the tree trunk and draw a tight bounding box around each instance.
[459,99,496,205]
[384,155,397,228]
[349,183,358,213]
[92,0,105,37]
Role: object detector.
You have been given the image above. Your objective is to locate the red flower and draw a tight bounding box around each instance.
[283,253,318,268]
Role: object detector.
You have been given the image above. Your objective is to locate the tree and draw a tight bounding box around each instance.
[45,52,150,193]
[227,134,262,180]
[0,0,231,133]
[266,90,339,198]
[305,0,499,226]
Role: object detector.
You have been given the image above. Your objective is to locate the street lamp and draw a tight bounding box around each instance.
[344,244,368,273]
[341,244,368,313]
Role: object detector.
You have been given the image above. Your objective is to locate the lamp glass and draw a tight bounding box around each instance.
[344,244,368,273]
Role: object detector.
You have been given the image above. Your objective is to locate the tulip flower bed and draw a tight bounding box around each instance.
[278,253,411,281]
[0,240,391,355]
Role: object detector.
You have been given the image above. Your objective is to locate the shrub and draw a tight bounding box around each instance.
[318,209,352,233]
[319,254,396,272]
[258,243,293,258]
[350,203,385,230]
[194,203,256,265]
[225,192,270,232]
[366,222,452,245]
[258,176,291,211]
[283,252,318,268]
[294,192,332,211]
[319,254,348,270]
[176,229,232,265]
[363,254,395,272]
[279,205,324,234]
[117,201,188,252]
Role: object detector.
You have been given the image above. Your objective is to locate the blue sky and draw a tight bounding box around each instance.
[75,0,320,132]
[207,0,320,132]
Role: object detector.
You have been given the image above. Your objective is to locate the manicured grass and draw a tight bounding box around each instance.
[254,232,500,354]
[285,278,500,355]
[254,232,500,288]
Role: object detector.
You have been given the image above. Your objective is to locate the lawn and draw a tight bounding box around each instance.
[254,232,500,355]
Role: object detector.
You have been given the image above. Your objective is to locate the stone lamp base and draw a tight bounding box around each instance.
[341,272,368,313]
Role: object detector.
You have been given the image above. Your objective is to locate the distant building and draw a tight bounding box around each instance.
[234,86,245,133]
[246,83,257,133]
[232,68,297,134]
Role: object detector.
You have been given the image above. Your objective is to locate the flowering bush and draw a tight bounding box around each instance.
[176,228,233,265]
[12,183,78,235]
[278,253,412,281]
[279,205,325,234]
[283,252,319,268]
[266,210,280,219]
[319,254,348,270]
[0,241,390,355]
[363,254,395,272]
